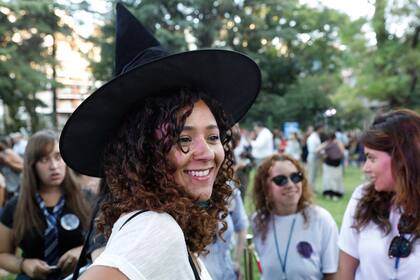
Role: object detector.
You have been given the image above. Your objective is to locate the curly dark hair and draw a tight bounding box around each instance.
[97,88,234,254]
[253,154,312,242]
[353,109,420,236]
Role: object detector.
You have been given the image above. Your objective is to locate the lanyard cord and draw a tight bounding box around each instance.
[273,215,297,274]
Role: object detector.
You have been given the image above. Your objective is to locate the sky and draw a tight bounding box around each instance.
[301,0,375,20]
[74,0,376,37]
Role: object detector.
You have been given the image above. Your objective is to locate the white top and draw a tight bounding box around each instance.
[285,139,302,160]
[93,211,212,280]
[339,185,420,280]
[252,205,339,280]
[251,127,274,160]
[306,132,321,156]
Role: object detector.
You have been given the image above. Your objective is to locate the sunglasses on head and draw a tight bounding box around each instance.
[272,172,303,187]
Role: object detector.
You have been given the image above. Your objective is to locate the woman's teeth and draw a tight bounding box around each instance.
[188,169,210,177]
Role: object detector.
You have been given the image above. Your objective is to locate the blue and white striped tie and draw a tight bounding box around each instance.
[35,193,65,266]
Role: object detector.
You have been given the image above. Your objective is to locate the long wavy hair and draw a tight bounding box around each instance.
[354,109,420,235]
[12,130,90,246]
[98,88,234,254]
[253,154,312,241]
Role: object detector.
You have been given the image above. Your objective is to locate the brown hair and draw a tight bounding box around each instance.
[99,89,234,254]
[253,154,312,241]
[354,109,420,235]
[12,130,90,246]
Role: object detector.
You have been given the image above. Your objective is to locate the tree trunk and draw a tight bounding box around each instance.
[51,33,58,129]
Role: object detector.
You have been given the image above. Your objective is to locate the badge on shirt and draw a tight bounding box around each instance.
[60,214,80,231]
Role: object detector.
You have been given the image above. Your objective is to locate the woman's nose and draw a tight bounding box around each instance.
[50,159,59,169]
[362,161,369,173]
[192,137,214,160]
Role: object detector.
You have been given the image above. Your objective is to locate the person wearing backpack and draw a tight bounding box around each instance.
[317,131,345,200]
[59,3,261,280]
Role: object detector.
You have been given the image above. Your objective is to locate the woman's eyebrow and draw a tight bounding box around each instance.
[183,124,219,131]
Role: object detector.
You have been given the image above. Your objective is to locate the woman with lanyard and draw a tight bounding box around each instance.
[0,130,90,279]
[252,154,338,280]
[338,109,420,280]
[59,3,261,280]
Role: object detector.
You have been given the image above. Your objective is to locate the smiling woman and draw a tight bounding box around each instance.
[251,154,339,280]
[167,100,225,202]
[59,3,260,280]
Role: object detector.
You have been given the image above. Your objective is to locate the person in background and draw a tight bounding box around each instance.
[338,109,420,280]
[252,154,338,280]
[250,122,274,166]
[200,187,248,280]
[232,124,254,201]
[11,132,28,159]
[0,137,23,202]
[59,3,261,280]
[285,132,302,161]
[335,128,349,170]
[317,131,345,200]
[0,130,91,280]
[301,126,313,163]
[306,124,324,192]
[273,129,287,154]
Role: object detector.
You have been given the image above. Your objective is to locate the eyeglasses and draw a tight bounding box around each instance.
[388,215,414,258]
[272,172,303,187]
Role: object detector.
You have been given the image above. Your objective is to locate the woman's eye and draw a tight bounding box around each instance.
[39,157,48,163]
[178,136,192,145]
[208,135,220,142]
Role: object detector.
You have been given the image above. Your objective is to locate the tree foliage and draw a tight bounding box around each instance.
[2,0,418,133]
[0,0,84,133]
[87,0,352,130]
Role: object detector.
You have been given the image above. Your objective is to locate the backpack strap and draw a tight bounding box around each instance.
[71,197,104,280]
[121,211,201,279]
[119,210,147,231]
[188,252,202,280]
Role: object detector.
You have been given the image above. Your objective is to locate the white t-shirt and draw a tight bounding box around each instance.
[252,205,339,280]
[306,132,321,156]
[93,211,212,280]
[339,185,420,280]
[251,127,274,160]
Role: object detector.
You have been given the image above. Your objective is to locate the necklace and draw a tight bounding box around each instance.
[273,214,297,280]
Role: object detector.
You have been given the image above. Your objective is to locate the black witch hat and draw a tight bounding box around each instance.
[59,3,261,177]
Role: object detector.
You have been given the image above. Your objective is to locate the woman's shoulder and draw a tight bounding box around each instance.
[102,211,189,266]
[113,211,183,238]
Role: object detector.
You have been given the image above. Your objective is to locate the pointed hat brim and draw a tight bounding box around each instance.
[59,5,261,177]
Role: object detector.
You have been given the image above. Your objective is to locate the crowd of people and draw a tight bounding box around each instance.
[0,3,419,280]
[232,121,366,202]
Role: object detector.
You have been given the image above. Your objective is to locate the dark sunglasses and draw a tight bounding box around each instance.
[388,215,414,258]
[272,172,303,187]
[388,235,412,258]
